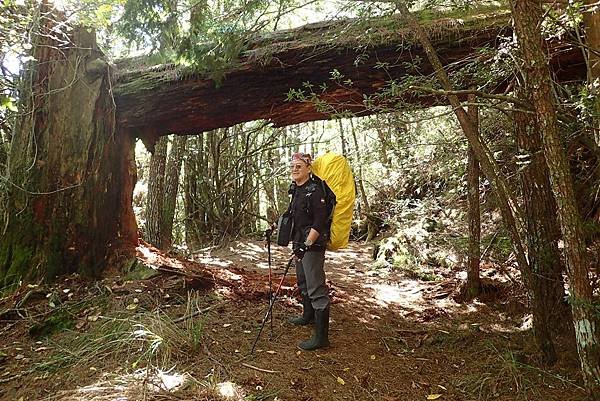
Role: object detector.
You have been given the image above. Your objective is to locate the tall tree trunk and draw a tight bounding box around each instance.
[514,101,569,364]
[0,130,7,170]
[512,0,600,393]
[145,136,168,247]
[184,137,200,248]
[161,135,187,249]
[0,12,137,285]
[263,146,278,222]
[375,117,390,167]
[349,118,376,240]
[465,95,482,299]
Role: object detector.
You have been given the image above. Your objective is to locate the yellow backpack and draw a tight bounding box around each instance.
[312,151,356,250]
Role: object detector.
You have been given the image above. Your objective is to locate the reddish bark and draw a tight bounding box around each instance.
[0,12,138,285]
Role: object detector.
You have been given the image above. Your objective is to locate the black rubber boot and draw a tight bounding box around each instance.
[298,307,329,351]
[288,295,315,326]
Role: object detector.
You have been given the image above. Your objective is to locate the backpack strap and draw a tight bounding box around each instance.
[286,182,298,215]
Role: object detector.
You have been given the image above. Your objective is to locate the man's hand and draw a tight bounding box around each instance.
[293,243,308,259]
[264,222,277,239]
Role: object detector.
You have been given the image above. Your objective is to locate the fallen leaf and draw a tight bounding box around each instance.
[427,394,442,400]
[243,330,251,334]
[266,350,276,354]
[126,303,137,310]
[223,323,232,328]
[336,377,345,385]
[343,367,350,372]
[15,354,25,360]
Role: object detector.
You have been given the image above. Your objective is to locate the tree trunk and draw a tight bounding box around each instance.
[145,136,168,247]
[0,14,137,285]
[511,0,600,393]
[349,118,376,240]
[161,135,187,249]
[465,96,482,299]
[0,131,7,170]
[338,119,348,156]
[514,99,565,364]
[184,137,201,248]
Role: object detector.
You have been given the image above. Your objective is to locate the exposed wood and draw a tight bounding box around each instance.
[113,10,586,141]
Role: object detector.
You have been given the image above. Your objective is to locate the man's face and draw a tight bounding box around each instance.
[291,160,310,183]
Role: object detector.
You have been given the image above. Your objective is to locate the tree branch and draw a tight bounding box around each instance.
[408,86,532,109]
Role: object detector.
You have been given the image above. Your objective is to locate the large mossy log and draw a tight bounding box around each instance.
[0,20,138,286]
[114,10,584,141]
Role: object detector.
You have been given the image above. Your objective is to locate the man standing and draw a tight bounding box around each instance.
[287,152,330,351]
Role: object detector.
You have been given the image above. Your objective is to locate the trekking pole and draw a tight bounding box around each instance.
[250,256,295,355]
[264,227,274,338]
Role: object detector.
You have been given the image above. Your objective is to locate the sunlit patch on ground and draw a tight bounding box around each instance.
[197,256,233,268]
[216,381,246,400]
[365,282,419,306]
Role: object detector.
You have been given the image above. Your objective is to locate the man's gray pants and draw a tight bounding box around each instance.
[295,250,330,310]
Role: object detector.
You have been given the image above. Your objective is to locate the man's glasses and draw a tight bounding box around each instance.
[290,164,305,171]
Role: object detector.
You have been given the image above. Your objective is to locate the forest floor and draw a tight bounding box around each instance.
[0,239,588,401]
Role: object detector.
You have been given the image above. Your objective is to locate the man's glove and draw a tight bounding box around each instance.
[293,242,309,260]
[264,222,277,239]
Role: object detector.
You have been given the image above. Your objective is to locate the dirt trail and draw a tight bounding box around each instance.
[0,240,587,401]
[187,240,585,401]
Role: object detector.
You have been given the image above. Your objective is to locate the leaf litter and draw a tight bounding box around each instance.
[0,240,588,400]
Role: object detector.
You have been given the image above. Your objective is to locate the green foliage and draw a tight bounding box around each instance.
[117,0,181,52]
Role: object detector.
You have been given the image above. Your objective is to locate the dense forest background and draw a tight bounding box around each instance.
[3,0,600,400]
